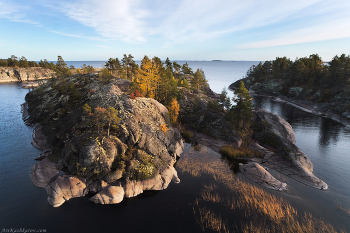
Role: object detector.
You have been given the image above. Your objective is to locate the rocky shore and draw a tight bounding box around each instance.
[176,82,327,191]
[0,67,55,83]
[246,109,328,190]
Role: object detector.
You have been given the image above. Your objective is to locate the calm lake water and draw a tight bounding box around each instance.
[0,61,349,232]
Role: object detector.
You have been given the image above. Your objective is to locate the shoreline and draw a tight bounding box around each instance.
[252,93,350,129]
[230,86,350,129]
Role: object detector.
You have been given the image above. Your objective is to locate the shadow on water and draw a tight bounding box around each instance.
[318,117,342,147]
[220,156,248,175]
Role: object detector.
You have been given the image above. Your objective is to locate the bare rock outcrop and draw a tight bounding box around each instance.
[89,185,124,204]
[31,124,49,151]
[31,158,59,188]
[251,109,328,190]
[0,67,55,83]
[240,162,287,191]
[46,175,87,207]
[124,181,144,198]
[90,165,181,204]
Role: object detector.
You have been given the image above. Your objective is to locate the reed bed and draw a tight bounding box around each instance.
[177,148,341,232]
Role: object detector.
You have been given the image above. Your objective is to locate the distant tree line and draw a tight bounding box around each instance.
[0,55,76,78]
[246,54,350,94]
[0,55,41,68]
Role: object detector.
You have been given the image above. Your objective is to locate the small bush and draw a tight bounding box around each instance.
[129,92,136,99]
[220,145,246,159]
[181,131,194,141]
[159,124,169,134]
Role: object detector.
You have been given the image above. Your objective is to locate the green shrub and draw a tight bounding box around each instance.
[181,131,194,141]
[220,145,263,159]
[220,145,247,159]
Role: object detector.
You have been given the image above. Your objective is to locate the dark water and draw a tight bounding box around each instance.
[1,61,349,232]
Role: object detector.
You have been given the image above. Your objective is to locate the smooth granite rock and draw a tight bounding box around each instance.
[46,175,87,207]
[31,157,59,188]
[90,185,124,204]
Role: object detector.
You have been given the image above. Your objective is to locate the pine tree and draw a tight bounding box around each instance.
[219,87,231,110]
[191,68,207,93]
[94,106,106,135]
[230,81,253,131]
[104,107,121,137]
[56,56,71,78]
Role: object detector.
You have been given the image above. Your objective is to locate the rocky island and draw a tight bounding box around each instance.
[24,74,183,207]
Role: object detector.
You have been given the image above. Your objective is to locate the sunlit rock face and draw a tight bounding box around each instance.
[0,67,55,82]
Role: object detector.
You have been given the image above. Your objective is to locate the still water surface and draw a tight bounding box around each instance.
[0,61,349,232]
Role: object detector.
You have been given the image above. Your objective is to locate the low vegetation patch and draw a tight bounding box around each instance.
[220,145,262,159]
[181,130,194,141]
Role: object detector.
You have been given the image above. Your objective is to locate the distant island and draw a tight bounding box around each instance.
[229,54,350,127]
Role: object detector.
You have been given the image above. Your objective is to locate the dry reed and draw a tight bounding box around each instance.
[177,148,340,232]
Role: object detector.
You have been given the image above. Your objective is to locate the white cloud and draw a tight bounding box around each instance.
[50,30,108,42]
[9,0,350,47]
[240,2,350,48]
[54,0,329,44]
[58,0,150,43]
[0,1,39,25]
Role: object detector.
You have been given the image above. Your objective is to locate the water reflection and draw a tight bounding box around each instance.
[318,118,342,147]
[253,96,319,128]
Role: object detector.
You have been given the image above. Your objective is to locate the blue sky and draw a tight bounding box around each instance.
[1,0,350,61]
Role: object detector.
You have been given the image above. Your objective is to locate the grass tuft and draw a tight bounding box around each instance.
[220,145,262,159]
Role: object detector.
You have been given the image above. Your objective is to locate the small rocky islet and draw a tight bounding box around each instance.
[24,70,327,207]
[24,75,183,207]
